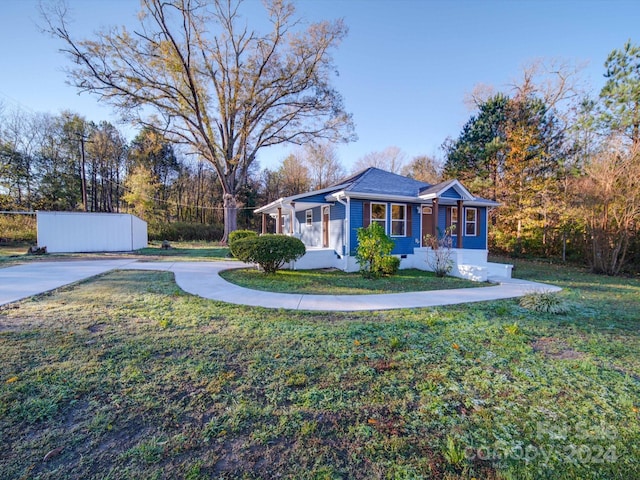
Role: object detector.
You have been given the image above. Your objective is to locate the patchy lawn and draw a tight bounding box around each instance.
[220,267,491,294]
[0,261,638,479]
[135,241,230,261]
[0,241,230,267]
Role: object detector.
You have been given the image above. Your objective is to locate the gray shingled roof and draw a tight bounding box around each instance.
[339,167,430,197]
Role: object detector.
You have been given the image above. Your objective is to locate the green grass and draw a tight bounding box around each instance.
[221,267,491,294]
[0,241,231,267]
[135,241,230,261]
[0,261,638,479]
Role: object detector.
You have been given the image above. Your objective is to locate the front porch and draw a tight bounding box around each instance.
[284,247,513,282]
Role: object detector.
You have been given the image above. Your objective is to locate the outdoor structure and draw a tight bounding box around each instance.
[37,211,147,253]
[255,168,512,281]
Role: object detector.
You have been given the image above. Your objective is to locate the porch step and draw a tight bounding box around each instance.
[456,264,488,282]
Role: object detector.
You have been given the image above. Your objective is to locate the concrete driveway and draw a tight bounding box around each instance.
[0,260,561,311]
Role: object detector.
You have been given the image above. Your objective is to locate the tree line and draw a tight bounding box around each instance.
[443,43,640,275]
[3,0,639,275]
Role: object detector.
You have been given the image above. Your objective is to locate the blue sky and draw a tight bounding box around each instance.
[1,0,639,171]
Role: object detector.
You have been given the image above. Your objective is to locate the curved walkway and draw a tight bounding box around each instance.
[0,260,560,311]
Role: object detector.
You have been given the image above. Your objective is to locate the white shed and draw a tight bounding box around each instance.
[37,211,148,253]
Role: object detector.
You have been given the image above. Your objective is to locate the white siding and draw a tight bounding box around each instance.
[37,211,148,253]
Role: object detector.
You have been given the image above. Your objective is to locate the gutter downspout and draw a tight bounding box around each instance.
[335,193,349,260]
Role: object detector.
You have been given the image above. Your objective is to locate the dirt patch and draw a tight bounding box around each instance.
[88,323,106,333]
[532,337,586,360]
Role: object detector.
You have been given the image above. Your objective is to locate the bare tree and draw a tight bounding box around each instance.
[352,146,406,174]
[401,155,442,184]
[45,0,355,242]
[301,141,345,189]
[571,136,640,275]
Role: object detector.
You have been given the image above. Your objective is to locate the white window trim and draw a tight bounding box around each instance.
[371,202,387,232]
[305,209,313,227]
[390,203,406,237]
[465,207,478,236]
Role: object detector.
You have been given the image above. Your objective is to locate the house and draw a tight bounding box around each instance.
[254,167,512,281]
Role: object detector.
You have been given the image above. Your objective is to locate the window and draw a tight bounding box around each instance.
[305,209,313,227]
[391,204,406,236]
[371,203,386,231]
[465,208,477,236]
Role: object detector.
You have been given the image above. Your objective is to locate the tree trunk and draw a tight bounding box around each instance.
[222,193,238,244]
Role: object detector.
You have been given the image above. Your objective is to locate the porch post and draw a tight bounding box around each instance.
[277,207,282,234]
[432,198,439,238]
[261,213,267,234]
[289,202,295,235]
[457,199,463,248]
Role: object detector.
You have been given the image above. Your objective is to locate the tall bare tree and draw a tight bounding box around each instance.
[301,141,345,189]
[45,0,354,241]
[352,146,406,174]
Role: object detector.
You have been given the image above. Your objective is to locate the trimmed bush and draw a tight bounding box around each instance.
[233,234,306,274]
[228,230,258,258]
[379,255,400,276]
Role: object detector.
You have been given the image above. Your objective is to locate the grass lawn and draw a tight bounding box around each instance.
[220,268,491,294]
[0,260,638,479]
[135,241,230,261]
[0,241,230,267]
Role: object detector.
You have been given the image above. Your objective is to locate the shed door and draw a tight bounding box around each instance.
[421,206,434,247]
[322,206,330,248]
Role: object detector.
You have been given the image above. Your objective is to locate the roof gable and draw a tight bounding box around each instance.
[419,179,474,201]
[342,167,430,197]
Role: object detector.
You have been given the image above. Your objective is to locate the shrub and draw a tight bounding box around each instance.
[519,290,570,314]
[356,223,396,278]
[228,230,258,258]
[379,255,400,276]
[148,222,223,241]
[424,226,454,277]
[233,234,306,274]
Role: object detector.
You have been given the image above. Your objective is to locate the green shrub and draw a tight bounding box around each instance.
[148,222,223,241]
[233,234,306,274]
[355,223,396,278]
[228,230,258,258]
[519,290,570,314]
[379,255,400,276]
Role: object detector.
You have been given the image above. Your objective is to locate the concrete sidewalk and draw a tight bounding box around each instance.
[1,260,561,311]
[0,260,138,306]
[131,262,561,311]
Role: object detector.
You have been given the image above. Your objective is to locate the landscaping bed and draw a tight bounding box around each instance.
[220,267,492,295]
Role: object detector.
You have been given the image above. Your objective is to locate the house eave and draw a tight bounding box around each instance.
[254,183,350,214]
[326,191,425,203]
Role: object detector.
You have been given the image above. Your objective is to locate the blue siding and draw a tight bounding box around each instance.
[349,200,364,255]
[441,187,462,199]
[435,205,487,250]
[296,206,321,247]
[295,193,329,204]
[349,200,420,255]
[462,207,487,249]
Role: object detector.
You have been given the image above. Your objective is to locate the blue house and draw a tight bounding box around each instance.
[254,168,512,280]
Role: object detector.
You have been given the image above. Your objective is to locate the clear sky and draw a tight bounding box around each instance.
[1,0,639,171]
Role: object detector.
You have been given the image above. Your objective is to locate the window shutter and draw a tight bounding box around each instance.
[406,205,412,237]
[477,207,482,239]
[363,202,370,227]
[446,207,451,229]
